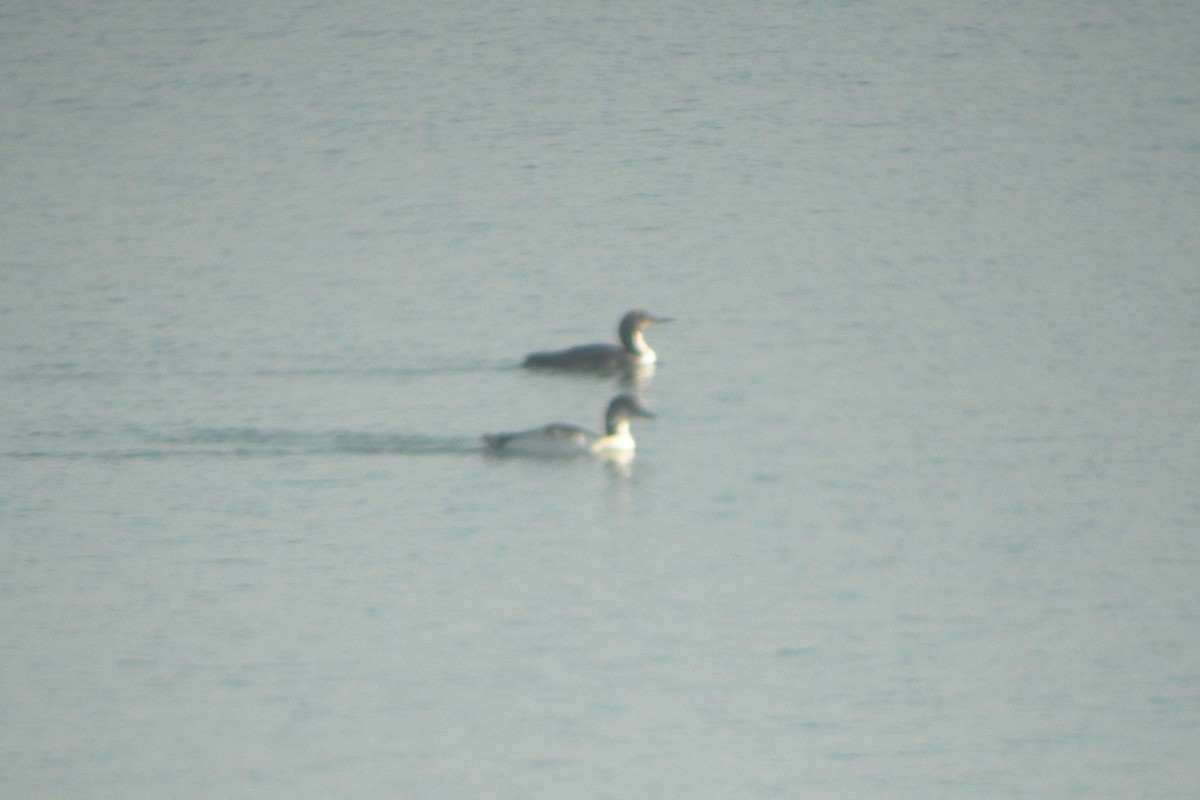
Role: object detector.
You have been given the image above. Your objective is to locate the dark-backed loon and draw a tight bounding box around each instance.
[483,394,654,457]
[522,310,672,371]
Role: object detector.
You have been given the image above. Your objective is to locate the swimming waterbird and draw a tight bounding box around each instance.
[522,310,672,371]
[483,394,655,457]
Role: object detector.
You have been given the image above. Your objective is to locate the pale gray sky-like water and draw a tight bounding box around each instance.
[3,2,1198,798]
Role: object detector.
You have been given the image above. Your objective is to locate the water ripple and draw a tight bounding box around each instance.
[2,427,484,460]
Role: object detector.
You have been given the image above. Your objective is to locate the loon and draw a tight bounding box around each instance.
[523,310,672,371]
[483,394,655,457]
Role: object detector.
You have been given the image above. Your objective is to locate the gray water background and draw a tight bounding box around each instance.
[2,1,1198,798]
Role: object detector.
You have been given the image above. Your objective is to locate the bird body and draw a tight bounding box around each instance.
[484,395,654,457]
[523,310,671,371]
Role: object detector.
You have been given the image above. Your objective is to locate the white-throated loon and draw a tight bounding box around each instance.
[522,310,672,371]
[483,394,655,457]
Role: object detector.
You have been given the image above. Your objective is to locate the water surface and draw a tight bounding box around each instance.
[3,2,1199,798]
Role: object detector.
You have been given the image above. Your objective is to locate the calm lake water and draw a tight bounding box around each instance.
[3,1,1199,798]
